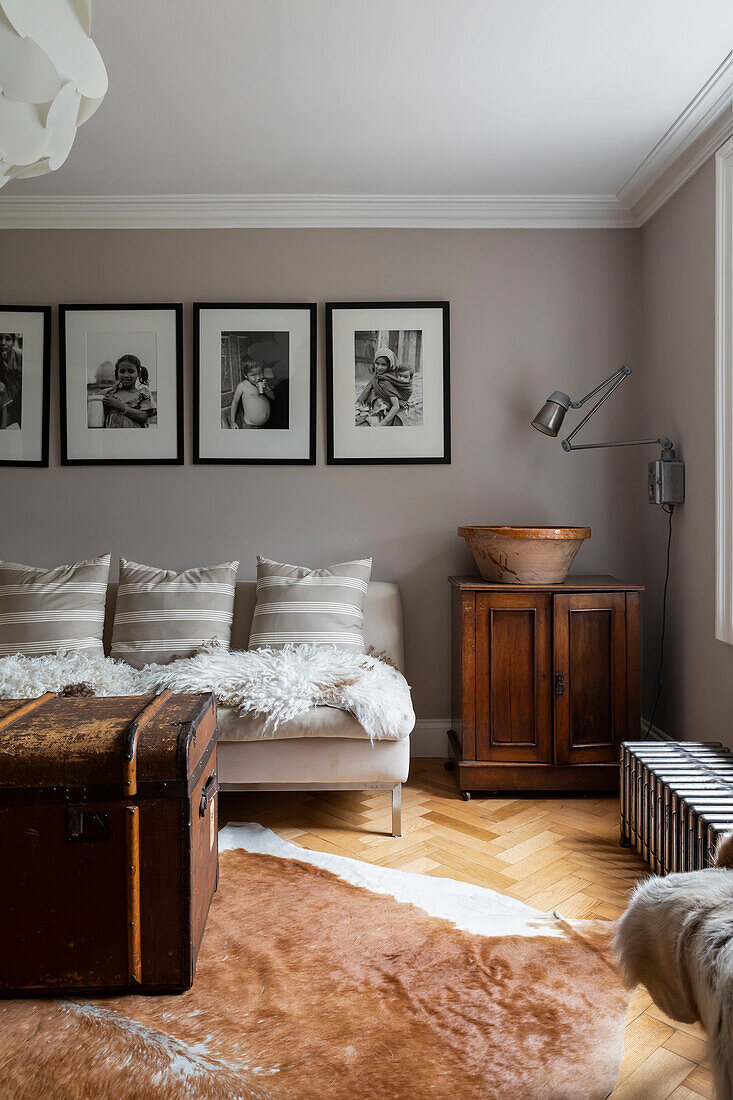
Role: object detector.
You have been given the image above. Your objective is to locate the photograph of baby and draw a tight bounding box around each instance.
[354,330,423,427]
[86,332,158,429]
[221,331,289,430]
[0,331,23,430]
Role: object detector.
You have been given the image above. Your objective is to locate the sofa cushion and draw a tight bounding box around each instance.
[0,554,110,656]
[111,558,238,668]
[248,556,371,651]
[217,701,411,743]
[218,736,410,786]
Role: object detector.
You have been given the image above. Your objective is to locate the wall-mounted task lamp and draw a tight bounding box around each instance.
[531,365,684,505]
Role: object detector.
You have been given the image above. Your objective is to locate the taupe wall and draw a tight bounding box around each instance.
[0,228,643,731]
[639,158,733,742]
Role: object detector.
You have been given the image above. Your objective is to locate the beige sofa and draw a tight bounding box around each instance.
[104,580,411,836]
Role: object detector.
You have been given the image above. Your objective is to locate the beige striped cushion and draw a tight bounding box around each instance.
[111,558,238,668]
[0,554,111,656]
[249,555,372,650]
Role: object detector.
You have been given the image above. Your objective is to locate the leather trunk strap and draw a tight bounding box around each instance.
[126,805,142,984]
[122,689,172,798]
[122,689,172,987]
[0,693,56,733]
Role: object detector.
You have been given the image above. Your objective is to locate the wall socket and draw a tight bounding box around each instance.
[648,459,685,505]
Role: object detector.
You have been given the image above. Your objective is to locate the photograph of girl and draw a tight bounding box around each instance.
[86,334,157,429]
[62,306,181,465]
[354,330,423,427]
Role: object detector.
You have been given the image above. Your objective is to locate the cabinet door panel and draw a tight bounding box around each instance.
[554,593,627,764]
[475,592,552,763]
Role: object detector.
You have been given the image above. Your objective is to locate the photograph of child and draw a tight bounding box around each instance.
[354,330,423,427]
[86,332,158,429]
[221,331,289,430]
[0,332,23,430]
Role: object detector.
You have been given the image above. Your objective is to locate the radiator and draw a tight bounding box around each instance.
[620,741,733,874]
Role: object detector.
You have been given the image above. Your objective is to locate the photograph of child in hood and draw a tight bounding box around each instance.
[354,331,423,427]
[0,332,22,429]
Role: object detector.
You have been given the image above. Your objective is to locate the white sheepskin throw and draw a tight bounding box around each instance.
[0,645,415,742]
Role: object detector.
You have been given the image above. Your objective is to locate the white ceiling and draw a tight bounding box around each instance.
[6,0,733,199]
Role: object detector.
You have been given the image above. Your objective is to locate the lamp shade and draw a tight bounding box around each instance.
[531,390,571,437]
[0,0,107,189]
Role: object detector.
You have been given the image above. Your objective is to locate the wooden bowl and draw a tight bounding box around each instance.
[458,526,591,584]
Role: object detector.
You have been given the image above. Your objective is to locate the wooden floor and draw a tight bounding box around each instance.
[219,758,712,1100]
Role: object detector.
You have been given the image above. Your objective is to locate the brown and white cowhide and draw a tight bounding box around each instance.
[0,824,629,1099]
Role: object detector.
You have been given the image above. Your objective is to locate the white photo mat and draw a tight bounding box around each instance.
[328,304,449,463]
[195,305,315,463]
[0,308,49,465]
[61,307,182,463]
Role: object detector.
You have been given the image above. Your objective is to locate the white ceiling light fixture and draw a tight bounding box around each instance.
[0,0,107,189]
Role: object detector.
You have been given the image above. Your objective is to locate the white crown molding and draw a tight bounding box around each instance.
[619,52,733,226]
[0,55,729,229]
[0,192,632,230]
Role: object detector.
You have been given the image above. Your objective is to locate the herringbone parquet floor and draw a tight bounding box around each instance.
[219,758,713,1099]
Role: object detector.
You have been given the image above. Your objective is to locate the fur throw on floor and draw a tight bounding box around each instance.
[614,833,733,1100]
[0,645,415,741]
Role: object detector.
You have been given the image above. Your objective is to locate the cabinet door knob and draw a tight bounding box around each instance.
[555,673,565,696]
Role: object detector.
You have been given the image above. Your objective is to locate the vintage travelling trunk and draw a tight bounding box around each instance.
[0,691,219,995]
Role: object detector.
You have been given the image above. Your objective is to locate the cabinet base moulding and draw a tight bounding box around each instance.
[447,729,620,793]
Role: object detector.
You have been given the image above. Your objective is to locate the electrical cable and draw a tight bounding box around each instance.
[644,503,674,738]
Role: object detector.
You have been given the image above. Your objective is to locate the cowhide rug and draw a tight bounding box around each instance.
[0,824,629,1099]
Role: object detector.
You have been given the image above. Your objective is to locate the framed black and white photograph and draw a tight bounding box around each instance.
[60,304,183,465]
[326,302,450,464]
[193,303,316,464]
[0,306,51,467]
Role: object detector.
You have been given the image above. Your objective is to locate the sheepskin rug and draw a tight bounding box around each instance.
[615,833,733,1100]
[0,645,414,741]
[0,824,629,1100]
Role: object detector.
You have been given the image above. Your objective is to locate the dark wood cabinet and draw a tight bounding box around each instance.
[448,576,643,796]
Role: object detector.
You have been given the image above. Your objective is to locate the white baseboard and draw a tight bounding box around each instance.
[411,718,674,757]
[411,720,451,757]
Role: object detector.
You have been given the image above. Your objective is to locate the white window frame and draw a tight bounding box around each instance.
[716,136,733,643]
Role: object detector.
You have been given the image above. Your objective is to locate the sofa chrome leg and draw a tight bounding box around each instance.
[391,784,402,837]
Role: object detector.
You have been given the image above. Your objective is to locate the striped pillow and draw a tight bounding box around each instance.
[0,554,111,656]
[249,555,372,650]
[111,558,238,668]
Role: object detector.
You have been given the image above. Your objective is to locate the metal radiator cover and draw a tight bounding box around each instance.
[620,741,733,874]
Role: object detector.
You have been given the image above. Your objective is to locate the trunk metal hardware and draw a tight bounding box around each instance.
[67,804,110,843]
[199,772,219,817]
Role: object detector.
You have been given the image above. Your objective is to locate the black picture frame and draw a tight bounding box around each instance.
[326,300,451,465]
[0,305,51,467]
[59,303,184,466]
[193,302,317,465]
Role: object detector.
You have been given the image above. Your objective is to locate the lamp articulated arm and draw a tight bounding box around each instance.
[531,363,684,504]
[561,435,675,455]
[559,366,676,458]
[568,364,632,410]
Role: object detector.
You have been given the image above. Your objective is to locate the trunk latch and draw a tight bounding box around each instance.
[199,772,219,817]
[67,804,110,843]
